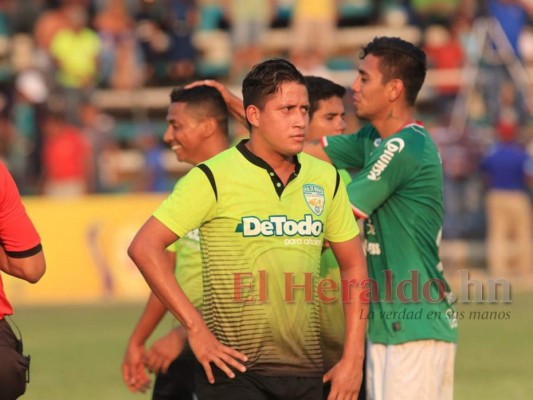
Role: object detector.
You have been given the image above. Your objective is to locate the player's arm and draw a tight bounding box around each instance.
[303,139,333,163]
[324,236,368,400]
[186,79,247,126]
[346,134,422,219]
[128,217,248,383]
[122,250,176,392]
[0,164,46,283]
[0,246,45,283]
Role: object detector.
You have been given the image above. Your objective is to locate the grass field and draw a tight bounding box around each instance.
[11,289,533,400]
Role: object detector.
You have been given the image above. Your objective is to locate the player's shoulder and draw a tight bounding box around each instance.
[299,152,337,175]
[201,146,238,170]
[389,122,434,155]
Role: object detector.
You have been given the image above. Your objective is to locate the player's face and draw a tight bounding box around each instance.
[307,96,346,141]
[254,81,309,157]
[163,102,206,165]
[351,54,391,122]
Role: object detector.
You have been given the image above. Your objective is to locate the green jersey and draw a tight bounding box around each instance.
[323,123,458,345]
[154,141,358,377]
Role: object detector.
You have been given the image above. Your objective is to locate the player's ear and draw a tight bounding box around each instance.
[388,79,403,102]
[245,105,260,129]
[202,117,217,138]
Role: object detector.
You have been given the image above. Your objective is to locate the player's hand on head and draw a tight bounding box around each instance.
[145,328,187,374]
[122,343,151,393]
[323,357,363,400]
[185,79,234,103]
[187,321,248,384]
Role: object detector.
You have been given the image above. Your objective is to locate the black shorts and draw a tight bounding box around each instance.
[153,350,196,400]
[0,318,29,400]
[194,363,322,400]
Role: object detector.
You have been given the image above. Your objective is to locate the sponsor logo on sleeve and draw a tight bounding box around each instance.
[367,138,405,181]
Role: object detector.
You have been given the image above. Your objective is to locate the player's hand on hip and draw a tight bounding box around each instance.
[122,342,151,393]
[323,357,363,400]
[188,322,248,383]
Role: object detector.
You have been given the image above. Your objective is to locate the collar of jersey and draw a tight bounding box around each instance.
[236,139,302,174]
[236,139,301,196]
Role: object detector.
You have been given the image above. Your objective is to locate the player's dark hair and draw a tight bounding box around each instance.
[305,76,346,119]
[170,85,229,136]
[360,36,427,106]
[242,58,306,130]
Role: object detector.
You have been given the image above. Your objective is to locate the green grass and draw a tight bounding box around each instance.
[12,302,169,400]
[454,290,533,400]
[10,291,533,399]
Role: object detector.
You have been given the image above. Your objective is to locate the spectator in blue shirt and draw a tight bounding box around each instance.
[481,123,533,277]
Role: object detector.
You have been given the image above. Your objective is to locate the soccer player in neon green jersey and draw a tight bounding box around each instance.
[122,85,230,398]
[188,74,364,399]
[128,58,368,400]
[197,38,458,400]
[306,37,458,400]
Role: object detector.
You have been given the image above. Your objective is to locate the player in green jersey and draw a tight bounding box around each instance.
[128,59,368,400]
[306,36,458,400]
[122,85,230,399]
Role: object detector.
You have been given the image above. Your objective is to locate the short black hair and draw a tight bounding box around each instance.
[242,58,306,130]
[360,36,427,106]
[305,76,346,118]
[170,85,229,136]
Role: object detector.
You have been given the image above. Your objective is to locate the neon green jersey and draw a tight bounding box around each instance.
[168,229,202,309]
[323,123,458,345]
[154,140,358,377]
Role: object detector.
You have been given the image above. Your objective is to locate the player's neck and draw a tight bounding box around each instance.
[199,136,230,163]
[374,108,416,139]
[245,140,296,183]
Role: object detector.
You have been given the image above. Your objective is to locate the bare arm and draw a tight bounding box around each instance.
[0,245,46,283]
[303,139,333,163]
[128,251,176,346]
[185,79,247,126]
[122,250,175,392]
[128,216,247,383]
[324,235,368,400]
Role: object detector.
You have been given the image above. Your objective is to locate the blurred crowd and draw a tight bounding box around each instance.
[0,0,532,245]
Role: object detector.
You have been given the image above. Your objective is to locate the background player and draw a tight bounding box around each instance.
[122,85,230,399]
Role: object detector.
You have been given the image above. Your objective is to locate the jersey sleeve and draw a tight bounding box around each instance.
[324,172,359,243]
[347,134,423,218]
[0,163,42,256]
[153,166,217,237]
[322,126,374,169]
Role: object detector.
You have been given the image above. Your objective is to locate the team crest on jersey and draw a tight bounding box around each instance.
[303,184,325,216]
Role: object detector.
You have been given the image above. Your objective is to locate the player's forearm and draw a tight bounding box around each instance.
[339,263,368,365]
[128,293,169,346]
[128,243,205,333]
[225,92,247,127]
[330,237,368,364]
